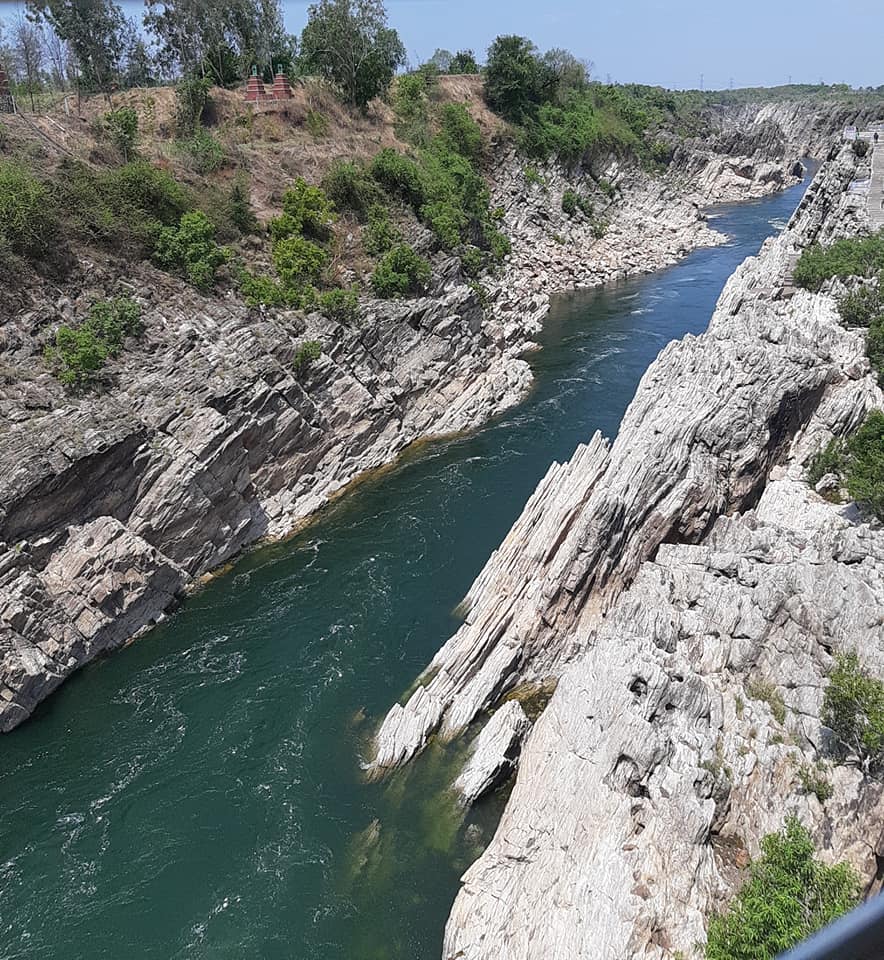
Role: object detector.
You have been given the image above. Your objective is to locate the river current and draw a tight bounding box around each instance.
[0,177,810,960]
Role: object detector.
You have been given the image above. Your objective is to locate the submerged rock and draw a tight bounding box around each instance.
[453,701,530,806]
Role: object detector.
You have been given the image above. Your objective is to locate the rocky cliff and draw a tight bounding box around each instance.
[0,99,872,732]
[370,143,884,956]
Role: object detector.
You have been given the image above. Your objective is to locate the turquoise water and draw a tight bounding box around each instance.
[0,178,810,960]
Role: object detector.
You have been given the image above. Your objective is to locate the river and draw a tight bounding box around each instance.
[0,176,810,960]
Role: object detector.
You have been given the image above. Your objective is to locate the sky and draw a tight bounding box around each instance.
[1,0,882,91]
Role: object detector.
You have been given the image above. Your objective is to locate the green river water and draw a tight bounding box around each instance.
[0,176,810,960]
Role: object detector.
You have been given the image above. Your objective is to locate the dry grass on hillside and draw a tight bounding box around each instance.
[5,74,505,224]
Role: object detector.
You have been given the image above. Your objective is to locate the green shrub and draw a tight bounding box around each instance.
[177,129,226,174]
[269,178,336,243]
[393,72,431,146]
[293,339,322,376]
[524,165,544,187]
[318,286,359,323]
[363,203,401,255]
[794,231,884,292]
[562,188,594,218]
[104,162,189,228]
[0,161,57,260]
[807,437,845,486]
[305,109,329,138]
[272,235,329,290]
[370,149,425,207]
[460,244,485,277]
[488,228,511,261]
[154,211,229,290]
[44,297,142,387]
[57,159,189,254]
[746,678,786,725]
[598,177,616,199]
[844,410,884,519]
[449,50,479,74]
[371,243,431,298]
[437,103,483,161]
[175,74,211,137]
[103,107,139,162]
[418,139,495,251]
[238,270,300,308]
[322,161,383,220]
[798,763,834,803]
[227,176,258,235]
[705,817,860,960]
[838,281,884,327]
[823,651,884,765]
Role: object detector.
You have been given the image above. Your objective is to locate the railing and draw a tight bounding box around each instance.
[778,894,884,959]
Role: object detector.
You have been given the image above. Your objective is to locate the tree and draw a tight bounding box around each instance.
[299,0,405,108]
[844,410,884,520]
[144,0,288,82]
[426,48,452,73]
[43,26,77,89]
[448,49,479,74]
[13,14,45,111]
[541,47,591,102]
[705,817,860,960]
[823,652,884,767]
[484,35,556,123]
[26,0,132,94]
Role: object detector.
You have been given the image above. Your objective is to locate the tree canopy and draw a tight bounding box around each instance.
[299,0,405,108]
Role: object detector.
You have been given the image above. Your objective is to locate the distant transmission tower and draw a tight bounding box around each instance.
[729,77,734,90]
[700,73,704,91]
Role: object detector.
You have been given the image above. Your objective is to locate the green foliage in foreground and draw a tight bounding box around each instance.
[794,231,884,292]
[823,651,884,766]
[705,817,860,960]
[154,212,230,291]
[44,297,143,387]
[371,243,431,298]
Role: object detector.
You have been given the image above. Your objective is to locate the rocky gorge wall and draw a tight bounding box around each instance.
[369,143,884,957]
[0,99,870,733]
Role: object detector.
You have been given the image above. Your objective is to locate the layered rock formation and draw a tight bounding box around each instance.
[0,99,873,732]
[370,144,883,955]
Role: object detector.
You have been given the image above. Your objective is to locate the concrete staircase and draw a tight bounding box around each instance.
[869,142,884,229]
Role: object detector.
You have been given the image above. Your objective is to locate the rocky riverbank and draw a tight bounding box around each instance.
[371,143,884,957]
[0,101,867,732]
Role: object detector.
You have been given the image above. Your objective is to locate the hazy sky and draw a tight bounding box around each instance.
[1,0,882,91]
